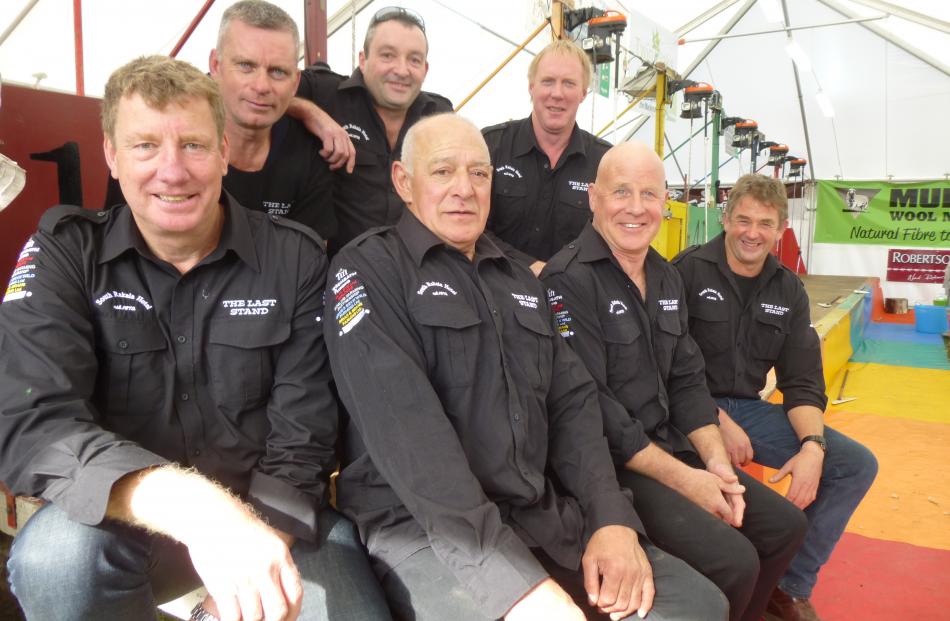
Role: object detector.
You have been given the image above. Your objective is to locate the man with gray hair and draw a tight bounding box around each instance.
[325,112,727,621]
[1,54,389,621]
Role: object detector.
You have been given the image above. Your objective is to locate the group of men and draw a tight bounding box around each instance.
[0,2,877,621]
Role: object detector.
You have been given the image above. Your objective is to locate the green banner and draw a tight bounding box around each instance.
[598,62,610,97]
[815,179,950,247]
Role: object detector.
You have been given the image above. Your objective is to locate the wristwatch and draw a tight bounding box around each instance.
[800,435,827,452]
[190,603,219,621]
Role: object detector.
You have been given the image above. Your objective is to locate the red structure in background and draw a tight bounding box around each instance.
[775,227,807,275]
[0,84,108,284]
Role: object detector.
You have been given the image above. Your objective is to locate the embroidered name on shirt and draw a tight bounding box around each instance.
[417,281,458,296]
[496,164,523,178]
[263,201,291,216]
[221,299,277,316]
[760,302,789,316]
[3,237,39,302]
[333,268,369,335]
[343,123,370,142]
[659,298,679,311]
[95,290,154,312]
[547,288,573,337]
[699,287,724,301]
[608,300,628,315]
[512,293,539,309]
[568,180,589,192]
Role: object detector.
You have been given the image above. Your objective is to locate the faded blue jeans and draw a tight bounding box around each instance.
[715,397,878,599]
[7,503,392,621]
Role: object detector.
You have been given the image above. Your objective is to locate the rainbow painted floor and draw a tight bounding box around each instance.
[757,320,950,619]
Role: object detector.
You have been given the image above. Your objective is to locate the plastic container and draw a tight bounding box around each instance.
[914,304,949,334]
[934,297,948,307]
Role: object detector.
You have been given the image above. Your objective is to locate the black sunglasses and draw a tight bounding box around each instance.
[370,6,426,32]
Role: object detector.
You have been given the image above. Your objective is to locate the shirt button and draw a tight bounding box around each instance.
[180,393,189,401]
[534,227,541,232]
[176,335,187,344]
[513,412,521,421]
[97,211,107,217]
[521,469,531,477]
[491,308,498,315]
[543,163,550,170]
[117,339,128,349]
[270,214,280,222]
[193,448,201,457]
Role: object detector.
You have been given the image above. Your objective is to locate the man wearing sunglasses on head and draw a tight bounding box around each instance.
[288,6,452,252]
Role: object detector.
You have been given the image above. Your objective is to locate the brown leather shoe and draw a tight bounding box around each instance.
[764,587,823,621]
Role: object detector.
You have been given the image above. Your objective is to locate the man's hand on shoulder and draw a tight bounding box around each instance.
[505,578,586,621]
[109,467,303,621]
[287,97,356,172]
[582,525,654,620]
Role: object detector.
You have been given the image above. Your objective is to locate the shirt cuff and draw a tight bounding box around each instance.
[782,393,829,413]
[584,487,645,538]
[460,529,550,619]
[247,470,319,542]
[672,396,720,436]
[50,443,168,526]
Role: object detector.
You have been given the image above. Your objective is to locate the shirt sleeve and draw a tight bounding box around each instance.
[542,270,650,467]
[296,65,337,110]
[666,277,719,435]
[325,245,547,618]
[0,229,168,526]
[247,236,339,542]
[775,282,828,412]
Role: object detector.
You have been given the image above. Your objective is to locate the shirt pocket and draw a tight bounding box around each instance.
[96,318,167,418]
[409,299,482,388]
[490,178,529,232]
[689,301,731,353]
[602,318,642,373]
[750,311,788,361]
[655,311,683,372]
[512,309,554,389]
[555,193,591,243]
[207,318,291,410]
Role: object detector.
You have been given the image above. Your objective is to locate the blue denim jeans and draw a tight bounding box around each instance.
[7,503,392,621]
[715,398,878,599]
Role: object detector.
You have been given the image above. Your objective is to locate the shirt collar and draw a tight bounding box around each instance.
[97,192,260,272]
[514,116,588,163]
[396,210,509,270]
[575,220,667,276]
[340,68,437,113]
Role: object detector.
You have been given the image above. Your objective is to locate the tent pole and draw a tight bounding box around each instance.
[847,0,950,35]
[681,0,757,79]
[73,0,84,96]
[782,0,817,181]
[674,0,741,38]
[0,0,41,48]
[709,99,722,243]
[170,0,216,58]
[816,0,950,77]
[654,65,668,156]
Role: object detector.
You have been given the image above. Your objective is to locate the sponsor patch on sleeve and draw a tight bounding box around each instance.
[332,267,370,335]
[3,237,40,303]
[547,288,574,338]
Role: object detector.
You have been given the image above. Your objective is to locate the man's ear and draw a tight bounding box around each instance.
[392,160,413,205]
[103,135,119,180]
[209,48,220,77]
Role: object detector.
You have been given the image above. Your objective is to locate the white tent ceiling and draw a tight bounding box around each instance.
[1,0,948,183]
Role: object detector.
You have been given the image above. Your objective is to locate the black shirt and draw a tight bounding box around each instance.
[105,117,335,239]
[542,223,719,464]
[0,198,337,542]
[324,211,640,618]
[673,234,828,412]
[483,117,612,262]
[222,116,335,238]
[297,66,453,248]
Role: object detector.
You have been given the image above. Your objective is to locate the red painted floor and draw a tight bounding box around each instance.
[810,533,950,620]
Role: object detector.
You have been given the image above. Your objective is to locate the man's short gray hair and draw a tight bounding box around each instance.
[399,113,483,175]
[217,0,300,54]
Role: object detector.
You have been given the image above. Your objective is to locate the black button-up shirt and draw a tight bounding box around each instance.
[325,212,640,618]
[673,234,828,412]
[483,117,611,262]
[297,66,453,248]
[0,198,338,542]
[542,223,718,464]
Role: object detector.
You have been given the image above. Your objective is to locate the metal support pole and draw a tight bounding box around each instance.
[455,21,549,112]
[654,64,668,157]
[708,103,722,241]
[0,0,41,48]
[782,0,817,180]
[170,0,216,58]
[596,90,650,137]
[664,121,713,160]
[304,0,329,66]
[73,0,84,96]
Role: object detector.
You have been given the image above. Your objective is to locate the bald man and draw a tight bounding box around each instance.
[541,142,807,621]
[325,116,727,621]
